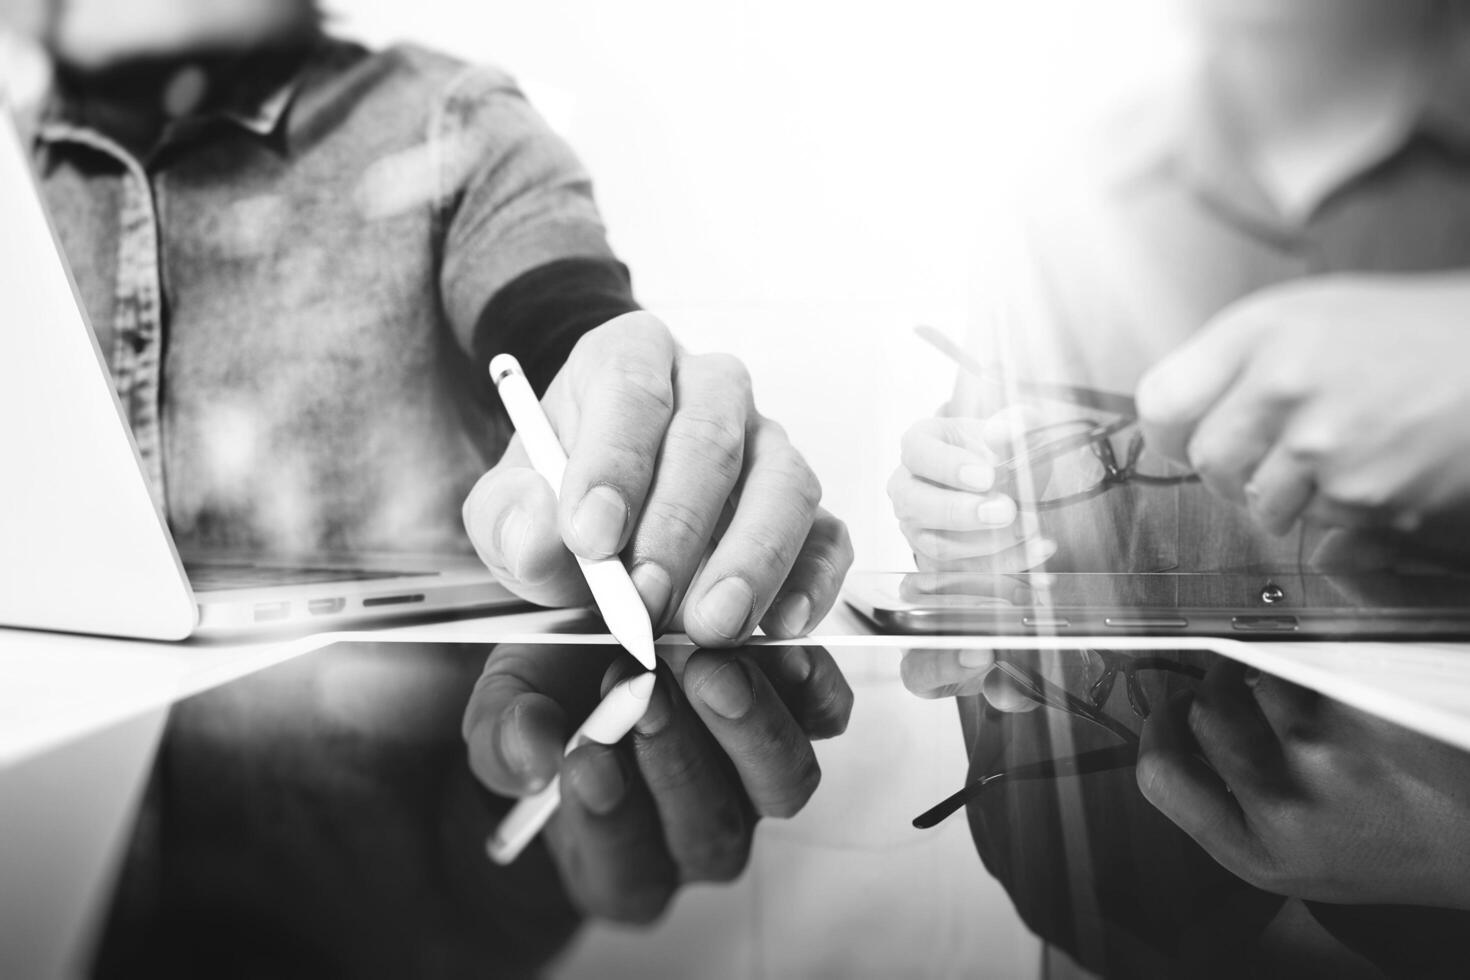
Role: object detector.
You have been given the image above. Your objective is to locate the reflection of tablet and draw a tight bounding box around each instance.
[843,571,1470,638]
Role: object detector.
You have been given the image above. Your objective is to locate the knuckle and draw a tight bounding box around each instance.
[697,351,754,396]
[817,519,856,575]
[741,532,795,577]
[763,442,822,512]
[615,362,677,416]
[667,408,748,480]
[644,495,716,549]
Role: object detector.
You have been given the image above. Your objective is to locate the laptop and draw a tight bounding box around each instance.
[0,110,521,640]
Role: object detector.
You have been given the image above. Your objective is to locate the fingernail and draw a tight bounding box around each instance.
[634,671,674,736]
[565,745,627,816]
[958,649,993,669]
[500,702,548,793]
[572,485,627,558]
[695,659,755,720]
[774,593,813,637]
[696,577,755,641]
[958,464,994,491]
[977,496,1016,527]
[1027,538,1058,566]
[631,561,673,627]
[765,646,813,687]
[1242,667,1261,688]
[496,507,532,580]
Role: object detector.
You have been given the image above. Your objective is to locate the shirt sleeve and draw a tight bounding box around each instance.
[435,66,618,355]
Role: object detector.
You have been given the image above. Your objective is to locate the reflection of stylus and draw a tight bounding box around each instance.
[486,671,656,865]
[490,353,657,670]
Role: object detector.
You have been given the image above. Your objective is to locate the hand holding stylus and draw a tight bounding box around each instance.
[462,312,852,647]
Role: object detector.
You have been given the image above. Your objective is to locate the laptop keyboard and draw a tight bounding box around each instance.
[184,561,436,593]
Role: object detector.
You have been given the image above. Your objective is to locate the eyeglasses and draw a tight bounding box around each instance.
[915,324,1200,511]
[996,417,1199,512]
[912,650,1207,829]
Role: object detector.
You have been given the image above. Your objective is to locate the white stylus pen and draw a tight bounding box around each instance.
[489,354,656,669]
[486,671,657,864]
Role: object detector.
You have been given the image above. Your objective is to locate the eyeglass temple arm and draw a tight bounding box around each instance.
[912,743,1142,830]
[914,325,1140,417]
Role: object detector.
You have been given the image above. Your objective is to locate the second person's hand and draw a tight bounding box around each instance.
[889,409,1056,572]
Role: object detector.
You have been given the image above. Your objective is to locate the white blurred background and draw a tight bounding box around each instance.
[332,0,1187,570]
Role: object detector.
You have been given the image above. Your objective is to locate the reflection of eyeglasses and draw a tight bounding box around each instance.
[915,325,1200,510]
[912,651,1206,829]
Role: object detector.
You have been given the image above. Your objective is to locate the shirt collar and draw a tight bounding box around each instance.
[1124,34,1470,238]
[36,34,320,153]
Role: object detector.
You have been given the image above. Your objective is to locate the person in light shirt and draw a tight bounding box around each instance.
[893,1,1470,975]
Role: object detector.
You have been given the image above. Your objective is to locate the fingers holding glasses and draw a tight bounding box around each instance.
[899,416,1001,492]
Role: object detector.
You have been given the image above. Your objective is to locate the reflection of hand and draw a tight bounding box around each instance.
[1137,659,1470,909]
[899,649,1041,712]
[888,412,1055,571]
[1137,274,1470,537]
[464,312,853,647]
[462,644,852,922]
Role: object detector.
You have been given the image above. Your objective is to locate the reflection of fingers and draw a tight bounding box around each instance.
[462,645,615,796]
[900,419,996,490]
[1187,659,1281,792]
[982,665,1046,713]
[625,353,752,628]
[610,661,755,883]
[900,648,995,699]
[888,469,1018,531]
[684,420,820,646]
[552,743,679,923]
[684,651,821,818]
[463,457,589,607]
[752,646,853,738]
[759,510,854,640]
[1137,693,1254,869]
[1246,669,1321,744]
[1245,443,1316,536]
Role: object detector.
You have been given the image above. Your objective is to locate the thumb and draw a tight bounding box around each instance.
[463,437,589,608]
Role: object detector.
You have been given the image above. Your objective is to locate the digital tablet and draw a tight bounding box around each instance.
[842,570,1470,639]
